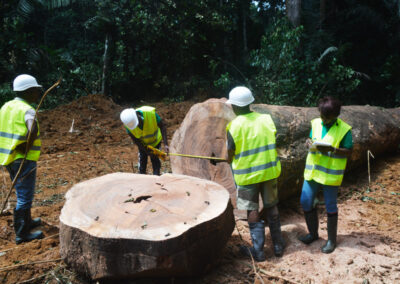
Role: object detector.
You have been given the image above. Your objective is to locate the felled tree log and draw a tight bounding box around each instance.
[170,98,400,203]
[59,173,234,280]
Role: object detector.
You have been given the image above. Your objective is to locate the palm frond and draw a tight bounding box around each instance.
[318,47,337,63]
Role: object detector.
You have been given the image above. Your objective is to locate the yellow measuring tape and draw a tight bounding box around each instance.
[146,145,226,161]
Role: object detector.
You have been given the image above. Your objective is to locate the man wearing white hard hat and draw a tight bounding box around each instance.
[0,74,44,244]
[120,106,169,175]
[225,86,284,261]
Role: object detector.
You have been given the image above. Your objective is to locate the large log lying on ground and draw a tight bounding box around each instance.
[170,98,400,204]
[59,173,234,280]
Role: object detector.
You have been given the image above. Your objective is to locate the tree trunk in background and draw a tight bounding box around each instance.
[170,98,400,209]
[242,4,248,54]
[320,0,327,27]
[286,0,302,27]
[60,173,234,280]
[101,32,115,97]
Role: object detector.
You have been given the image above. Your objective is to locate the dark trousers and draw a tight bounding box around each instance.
[138,143,161,175]
[6,160,37,210]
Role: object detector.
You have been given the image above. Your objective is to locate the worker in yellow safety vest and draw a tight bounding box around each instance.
[0,74,44,244]
[225,86,285,262]
[298,96,353,254]
[120,106,169,175]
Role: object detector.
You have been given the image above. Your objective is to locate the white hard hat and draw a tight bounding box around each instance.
[120,108,138,130]
[226,86,254,107]
[13,74,42,91]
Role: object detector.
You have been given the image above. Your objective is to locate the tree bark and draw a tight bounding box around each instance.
[170,98,400,206]
[286,0,302,27]
[60,172,234,280]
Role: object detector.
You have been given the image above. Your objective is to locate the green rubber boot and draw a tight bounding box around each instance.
[14,209,44,245]
[321,213,338,254]
[239,221,266,262]
[298,208,319,244]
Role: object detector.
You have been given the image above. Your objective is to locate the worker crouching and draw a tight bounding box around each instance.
[225,86,285,261]
[298,96,353,253]
[120,106,169,175]
[0,74,44,244]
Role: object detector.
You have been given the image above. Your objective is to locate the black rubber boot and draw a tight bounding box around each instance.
[321,213,338,254]
[27,208,41,230]
[267,210,285,257]
[14,209,44,244]
[298,208,319,244]
[240,222,266,262]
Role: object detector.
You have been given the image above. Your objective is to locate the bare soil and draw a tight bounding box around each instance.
[0,94,399,284]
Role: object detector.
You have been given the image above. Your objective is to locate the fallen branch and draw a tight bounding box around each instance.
[259,268,300,284]
[0,233,59,255]
[238,260,299,284]
[16,272,48,284]
[0,258,62,272]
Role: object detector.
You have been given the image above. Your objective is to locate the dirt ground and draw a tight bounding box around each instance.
[0,94,399,284]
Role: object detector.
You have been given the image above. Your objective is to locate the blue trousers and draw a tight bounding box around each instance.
[300,179,338,214]
[6,160,37,210]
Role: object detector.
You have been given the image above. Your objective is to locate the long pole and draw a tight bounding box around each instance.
[0,79,61,215]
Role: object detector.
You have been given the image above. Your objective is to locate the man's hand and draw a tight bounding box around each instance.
[306,138,313,149]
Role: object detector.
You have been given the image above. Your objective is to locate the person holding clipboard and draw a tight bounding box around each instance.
[298,96,353,253]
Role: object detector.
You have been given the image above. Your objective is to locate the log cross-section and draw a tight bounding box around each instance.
[59,173,234,280]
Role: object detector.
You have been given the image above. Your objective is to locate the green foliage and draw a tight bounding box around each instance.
[0,83,14,106]
[0,0,399,108]
[250,18,361,106]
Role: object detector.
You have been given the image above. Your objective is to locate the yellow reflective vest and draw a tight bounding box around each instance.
[0,99,41,165]
[304,118,352,186]
[128,106,162,147]
[227,112,281,186]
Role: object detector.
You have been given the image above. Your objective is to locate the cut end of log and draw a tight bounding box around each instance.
[60,173,234,279]
[60,173,230,240]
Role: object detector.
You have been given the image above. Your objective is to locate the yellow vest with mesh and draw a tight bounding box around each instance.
[0,99,41,166]
[128,106,162,147]
[227,112,281,186]
[304,118,352,186]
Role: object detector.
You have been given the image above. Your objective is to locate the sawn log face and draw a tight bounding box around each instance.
[170,98,400,203]
[59,173,234,280]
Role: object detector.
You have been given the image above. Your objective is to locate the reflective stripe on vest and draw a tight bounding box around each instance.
[128,106,162,147]
[0,99,41,165]
[227,112,281,186]
[304,118,351,186]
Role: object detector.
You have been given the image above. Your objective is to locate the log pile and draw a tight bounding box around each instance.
[170,98,400,203]
[59,173,234,280]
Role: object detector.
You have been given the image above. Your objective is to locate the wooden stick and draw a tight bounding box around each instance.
[367,150,375,184]
[0,79,61,215]
[0,258,62,272]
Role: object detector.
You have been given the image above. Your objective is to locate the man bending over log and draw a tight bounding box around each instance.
[120,106,169,175]
[0,74,44,244]
[225,86,285,261]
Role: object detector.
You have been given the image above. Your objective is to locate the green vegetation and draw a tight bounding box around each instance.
[0,0,399,107]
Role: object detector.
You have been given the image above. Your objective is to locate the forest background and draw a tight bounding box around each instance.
[0,0,400,108]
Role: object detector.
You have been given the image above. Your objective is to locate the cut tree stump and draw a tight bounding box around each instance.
[170,98,400,205]
[59,173,234,280]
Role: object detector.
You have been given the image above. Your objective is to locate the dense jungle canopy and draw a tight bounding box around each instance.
[1,0,399,108]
